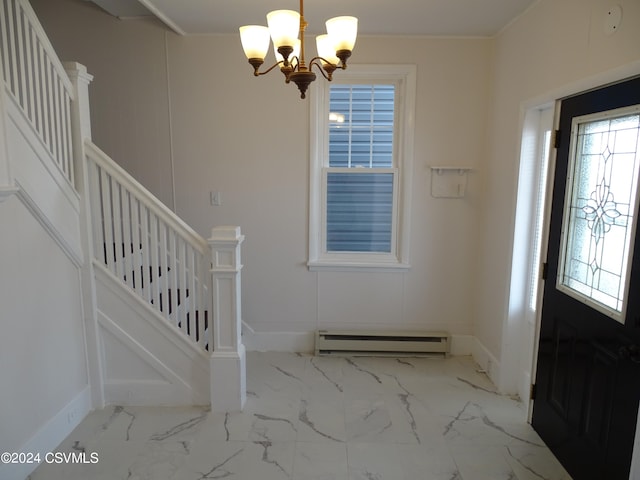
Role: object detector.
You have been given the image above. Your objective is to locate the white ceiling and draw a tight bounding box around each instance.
[87,0,538,37]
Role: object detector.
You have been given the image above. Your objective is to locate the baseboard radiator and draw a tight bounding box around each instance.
[315,330,450,357]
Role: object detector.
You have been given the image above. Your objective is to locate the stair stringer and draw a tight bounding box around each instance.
[94,262,210,406]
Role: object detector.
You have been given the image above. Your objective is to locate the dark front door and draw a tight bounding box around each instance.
[532,76,640,480]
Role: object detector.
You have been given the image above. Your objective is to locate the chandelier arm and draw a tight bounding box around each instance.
[252,60,287,77]
[308,58,336,81]
[309,56,339,68]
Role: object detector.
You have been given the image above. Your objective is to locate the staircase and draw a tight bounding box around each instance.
[0,0,246,412]
[86,140,213,352]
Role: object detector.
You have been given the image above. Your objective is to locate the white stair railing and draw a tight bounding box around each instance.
[0,0,74,186]
[85,141,212,350]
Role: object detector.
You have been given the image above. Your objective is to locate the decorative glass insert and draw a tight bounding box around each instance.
[558,108,640,321]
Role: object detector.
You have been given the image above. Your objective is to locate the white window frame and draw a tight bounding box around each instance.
[308,64,416,271]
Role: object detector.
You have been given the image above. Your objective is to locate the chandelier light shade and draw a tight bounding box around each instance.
[239,0,358,99]
[325,16,358,51]
[266,10,300,49]
[239,25,271,60]
[315,34,340,68]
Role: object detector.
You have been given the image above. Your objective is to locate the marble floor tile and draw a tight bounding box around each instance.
[396,443,461,480]
[293,441,349,480]
[171,440,246,479]
[504,445,573,480]
[297,394,347,443]
[347,443,404,479]
[452,446,521,480]
[28,352,572,480]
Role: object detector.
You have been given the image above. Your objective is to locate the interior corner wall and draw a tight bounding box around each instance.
[31,0,494,352]
[166,34,492,343]
[29,0,175,209]
[477,0,640,392]
[32,0,640,370]
[0,195,89,480]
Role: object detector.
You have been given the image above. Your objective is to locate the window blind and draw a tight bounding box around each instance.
[326,172,394,252]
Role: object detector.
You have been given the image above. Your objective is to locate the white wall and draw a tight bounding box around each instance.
[30,0,175,208]
[26,0,640,470]
[479,0,640,470]
[0,195,89,479]
[169,34,491,346]
[31,0,640,370]
[0,46,91,476]
[32,0,492,352]
[479,0,640,390]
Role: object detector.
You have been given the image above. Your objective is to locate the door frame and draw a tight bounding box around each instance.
[508,102,556,410]
[506,63,640,441]
[522,103,558,421]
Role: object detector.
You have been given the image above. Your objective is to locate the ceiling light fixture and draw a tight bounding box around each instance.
[239,0,358,99]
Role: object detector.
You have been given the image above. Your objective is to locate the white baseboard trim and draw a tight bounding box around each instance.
[450,334,474,356]
[242,322,315,353]
[0,386,92,480]
[471,337,502,390]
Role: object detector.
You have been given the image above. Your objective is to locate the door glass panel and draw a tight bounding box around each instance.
[558,107,640,322]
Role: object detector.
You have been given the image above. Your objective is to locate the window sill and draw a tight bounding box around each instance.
[307,260,411,273]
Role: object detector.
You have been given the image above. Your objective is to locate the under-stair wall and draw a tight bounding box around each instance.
[95,263,211,405]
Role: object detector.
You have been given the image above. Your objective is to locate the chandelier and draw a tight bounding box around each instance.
[239,0,358,99]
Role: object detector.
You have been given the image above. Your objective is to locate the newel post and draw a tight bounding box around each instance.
[64,62,93,147]
[208,226,247,412]
[65,62,104,408]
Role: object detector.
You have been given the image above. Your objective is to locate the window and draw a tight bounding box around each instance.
[509,105,553,325]
[308,65,416,270]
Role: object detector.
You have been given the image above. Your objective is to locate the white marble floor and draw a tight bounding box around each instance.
[29,352,572,480]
